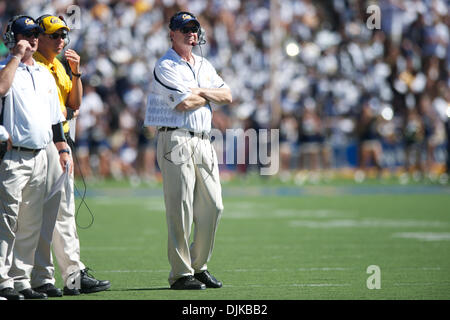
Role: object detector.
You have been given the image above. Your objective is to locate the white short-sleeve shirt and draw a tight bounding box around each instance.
[152,48,229,133]
[0,56,65,149]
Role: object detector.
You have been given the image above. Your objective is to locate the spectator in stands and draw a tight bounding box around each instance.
[356,102,383,177]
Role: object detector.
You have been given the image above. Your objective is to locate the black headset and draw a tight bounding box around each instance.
[169,11,206,46]
[36,14,70,47]
[3,15,37,49]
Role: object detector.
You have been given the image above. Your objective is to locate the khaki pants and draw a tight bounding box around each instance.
[156,130,223,285]
[0,148,47,291]
[31,143,84,288]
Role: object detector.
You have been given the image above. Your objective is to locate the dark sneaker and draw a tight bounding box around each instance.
[0,287,24,300]
[33,283,63,297]
[64,268,111,295]
[194,270,222,288]
[19,288,48,299]
[170,275,206,290]
[63,286,80,296]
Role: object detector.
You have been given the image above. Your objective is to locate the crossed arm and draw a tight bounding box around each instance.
[175,87,232,112]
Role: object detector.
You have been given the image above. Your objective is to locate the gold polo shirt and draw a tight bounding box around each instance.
[34,51,72,134]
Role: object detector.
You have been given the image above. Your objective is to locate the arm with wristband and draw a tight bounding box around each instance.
[52,108,72,174]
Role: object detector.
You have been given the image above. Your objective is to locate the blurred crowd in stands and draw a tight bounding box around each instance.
[1,0,449,183]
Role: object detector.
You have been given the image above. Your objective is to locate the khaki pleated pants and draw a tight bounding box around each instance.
[156,130,223,285]
[31,142,84,288]
[0,148,47,291]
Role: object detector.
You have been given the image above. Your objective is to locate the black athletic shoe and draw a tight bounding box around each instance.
[194,270,222,288]
[19,288,48,299]
[170,276,206,290]
[63,286,80,296]
[0,288,24,300]
[33,283,63,297]
[63,268,111,295]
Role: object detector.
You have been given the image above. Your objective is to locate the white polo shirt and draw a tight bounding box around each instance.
[152,48,229,133]
[0,55,65,149]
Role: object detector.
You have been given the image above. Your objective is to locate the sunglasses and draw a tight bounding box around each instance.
[180,26,199,34]
[48,32,68,40]
[23,31,40,38]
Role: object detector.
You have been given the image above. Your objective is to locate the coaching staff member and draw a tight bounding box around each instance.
[0,16,70,300]
[30,14,110,297]
[152,12,232,290]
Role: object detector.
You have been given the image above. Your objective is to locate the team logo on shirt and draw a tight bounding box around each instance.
[169,94,174,102]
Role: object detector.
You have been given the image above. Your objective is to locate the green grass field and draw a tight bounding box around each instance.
[53,178,450,300]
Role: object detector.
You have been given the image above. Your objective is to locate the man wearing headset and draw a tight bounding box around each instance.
[0,16,71,300]
[30,15,110,297]
[150,12,232,290]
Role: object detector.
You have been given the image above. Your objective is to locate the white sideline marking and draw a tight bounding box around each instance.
[232,267,350,272]
[393,281,450,286]
[101,267,351,274]
[292,283,351,287]
[392,232,450,241]
[226,283,352,288]
[223,209,353,219]
[83,246,144,251]
[102,270,167,273]
[289,219,448,228]
[297,267,349,271]
[99,266,445,274]
[274,210,356,218]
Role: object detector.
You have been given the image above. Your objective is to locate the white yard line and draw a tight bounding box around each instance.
[392,232,450,241]
[289,219,448,228]
[99,266,446,273]
[101,269,167,273]
[225,283,352,288]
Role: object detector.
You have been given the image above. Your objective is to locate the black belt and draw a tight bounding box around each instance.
[12,146,42,154]
[159,127,209,139]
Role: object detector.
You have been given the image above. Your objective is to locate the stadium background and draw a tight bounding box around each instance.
[1,0,450,301]
[1,0,448,183]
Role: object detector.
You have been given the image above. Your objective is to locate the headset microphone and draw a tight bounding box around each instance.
[193,27,206,47]
[58,15,70,47]
[36,14,71,47]
[170,11,206,47]
[3,15,37,49]
[198,27,206,46]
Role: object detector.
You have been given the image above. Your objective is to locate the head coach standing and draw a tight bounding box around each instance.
[30,14,110,297]
[0,15,71,300]
[151,11,232,290]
